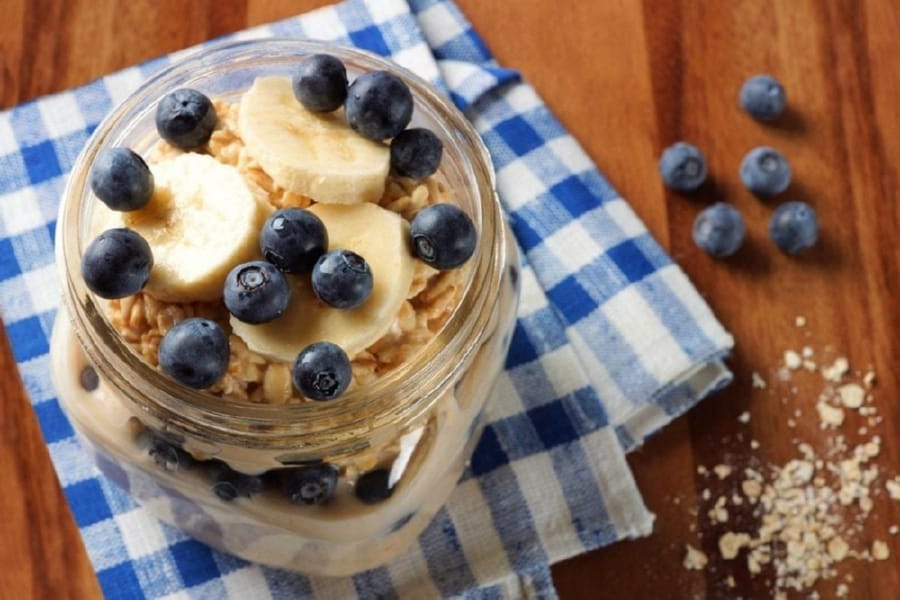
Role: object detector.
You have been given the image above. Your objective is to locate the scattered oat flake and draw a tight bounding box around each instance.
[822,357,849,382]
[886,478,900,501]
[872,540,890,560]
[750,439,760,450]
[828,537,849,561]
[725,575,736,588]
[683,544,708,570]
[889,525,899,536]
[737,411,751,424]
[802,346,814,358]
[837,383,865,409]
[784,350,802,370]
[696,465,708,476]
[863,371,876,388]
[836,583,849,598]
[752,371,767,389]
[795,315,807,327]
[803,359,817,371]
[816,401,845,427]
[719,532,752,559]
[714,464,733,480]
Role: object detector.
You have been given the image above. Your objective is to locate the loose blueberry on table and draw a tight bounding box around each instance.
[158,318,230,389]
[224,261,291,324]
[410,203,477,269]
[155,88,218,149]
[89,147,155,212]
[659,142,708,193]
[769,201,819,254]
[81,228,154,299]
[692,202,746,258]
[292,341,352,401]
[260,208,328,274]
[740,146,791,198]
[740,75,787,122]
[292,53,348,113]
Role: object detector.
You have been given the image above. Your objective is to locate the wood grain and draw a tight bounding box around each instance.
[1,1,898,598]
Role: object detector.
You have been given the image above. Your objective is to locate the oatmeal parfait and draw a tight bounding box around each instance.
[51,40,518,575]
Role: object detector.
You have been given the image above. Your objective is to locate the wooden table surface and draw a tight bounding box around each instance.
[2,1,898,598]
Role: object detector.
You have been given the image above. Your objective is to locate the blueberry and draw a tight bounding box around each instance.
[355,468,393,504]
[158,318,229,389]
[224,261,291,324]
[659,142,707,193]
[311,250,373,309]
[148,434,194,472]
[281,464,339,506]
[344,70,414,141]
[260,208,328,274]
[740,75,787,122]
[155,88,217,149]
[390,128,443,179]
[79,366,99,391]
[740,146,791,198]
[81,228,153,299]
[89,148,154,211]
[769,201,819,254]
[292,341,351,401]
[292,54,348,113]
[409,203,477,269]
[692,203,745,257]
[206,460,263,502]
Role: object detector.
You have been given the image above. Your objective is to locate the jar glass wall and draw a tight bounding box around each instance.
[50,40,519,576]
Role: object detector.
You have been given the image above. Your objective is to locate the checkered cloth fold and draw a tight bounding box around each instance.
[0,0,733,597]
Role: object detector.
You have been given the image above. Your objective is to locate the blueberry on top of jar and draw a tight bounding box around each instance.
[344,70,414,141]
[740,75,787,122]
[311,249,373,310]
[410,203,477,269]
[659,142,707,193]
[292,54,348,113]
[292,341,352,401]
[158,318,230,389]
[155,88,218,149]
[260,208,328,274]
[89,148,154,212]
[224,261,291,324]
[81,227,153,299]
[390,128,443,180]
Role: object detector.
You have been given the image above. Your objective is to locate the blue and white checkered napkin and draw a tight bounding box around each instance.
[0,0,733,597]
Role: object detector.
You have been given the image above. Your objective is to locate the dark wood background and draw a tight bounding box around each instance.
[2,1,898,598]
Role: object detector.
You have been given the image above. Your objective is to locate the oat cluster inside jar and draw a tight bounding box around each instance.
[83,53,478,407]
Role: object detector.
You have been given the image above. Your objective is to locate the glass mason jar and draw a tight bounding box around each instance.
[49,40,519,576]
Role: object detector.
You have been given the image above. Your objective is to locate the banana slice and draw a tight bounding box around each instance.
[238,76,390,204]
[94,153,268,302]
[231,202,416,362]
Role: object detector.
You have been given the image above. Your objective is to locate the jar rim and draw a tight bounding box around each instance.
[57,39,505,448]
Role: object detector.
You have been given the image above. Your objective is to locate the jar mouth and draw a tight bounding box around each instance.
[57,39,505,446]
